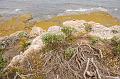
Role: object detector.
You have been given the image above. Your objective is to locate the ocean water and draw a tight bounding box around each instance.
[0,0,120,19]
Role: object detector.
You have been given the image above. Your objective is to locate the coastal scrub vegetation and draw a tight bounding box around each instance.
[84,23,92,32]
[0,11,120,79]
[88,36,101,45]
[64,47,76,60]
[111,36,120,55]
[61,26,76,36]
[42,31,66,48]
[0,49,6,73]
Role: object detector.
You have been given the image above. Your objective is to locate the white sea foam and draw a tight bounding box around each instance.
[65,7,108,12]
[14,9,22,12]
[58,7,108,16]
[114,8,118,11]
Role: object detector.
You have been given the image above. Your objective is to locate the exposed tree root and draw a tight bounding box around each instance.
[3,44,120,79]
[40,44,119,79]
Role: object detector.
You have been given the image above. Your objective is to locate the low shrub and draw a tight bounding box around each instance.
[0,49,6,71]
[42,32,66,46]
[111,36,120,55]
[61,26,76,36]
[64,47,76,60]
[84,23,92,32]
[89,36,101,45]
[18,31,28,37]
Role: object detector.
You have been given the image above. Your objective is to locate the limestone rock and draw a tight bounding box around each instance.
[23,36,44,57]
[0,31,27,49]
[7,55,25,67]
[110,26,120,36]
[89,24,113,39]
[30,26,45,38]
[6,35,44,69]
[63,20,86,32]
[90,24,120,39]
[48,26,62,32]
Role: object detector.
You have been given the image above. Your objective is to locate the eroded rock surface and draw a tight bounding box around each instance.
[48,26,62,32]
[63,20,86,32]
[63,20,120,39]
[30,26,45,38]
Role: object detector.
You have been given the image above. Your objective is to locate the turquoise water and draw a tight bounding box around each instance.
[0,0,120,19]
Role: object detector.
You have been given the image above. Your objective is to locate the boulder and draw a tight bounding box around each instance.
[89,24,113,39]
[23,36,44,57]
[110,26,120,36]
[0,31,28,49]
[63,20,86,32]
[6,35,44,69]
[0,31,28,62]
[48,26,62,32]
[30,26,45,38]
[7,55,25,67]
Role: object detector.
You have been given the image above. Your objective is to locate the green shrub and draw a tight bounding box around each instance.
[61,26,76,36]
[111,36,120,46]
[42,32,66,46]
[89,36,100,45]
[111,36,120,55]
[0,49,6,71]
[18,31,28,37]
[84,23,92,32]
[64,47,76,60]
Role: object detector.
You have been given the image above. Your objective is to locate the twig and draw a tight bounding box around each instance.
[66,61,82,79]
[91,58,101,79]
[83,58,90,79]
[14,72,18,79]
[27,59,33,72]
[43,53,53,67]
[98,49,103,58]
[16,72,23,79]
